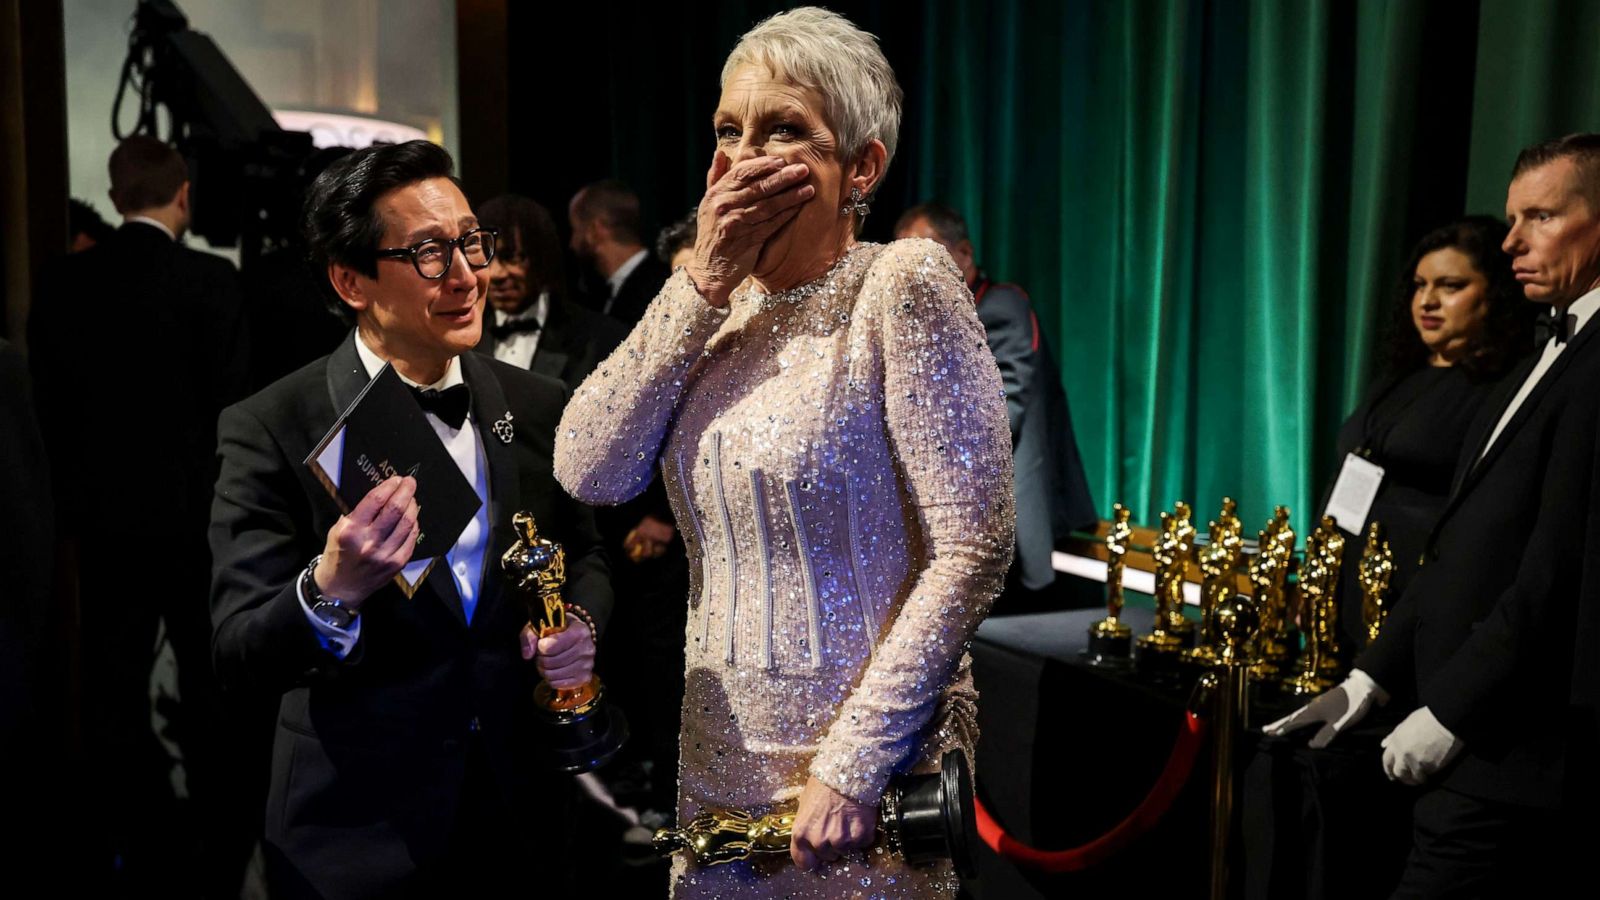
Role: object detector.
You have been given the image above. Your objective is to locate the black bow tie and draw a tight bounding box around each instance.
[1535,308,1579,346]
[409,384,472,429]
[491,316,542,342]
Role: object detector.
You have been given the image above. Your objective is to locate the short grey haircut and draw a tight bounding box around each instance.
[721,6,903,187]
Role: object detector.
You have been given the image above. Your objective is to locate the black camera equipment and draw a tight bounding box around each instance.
[111,0,320,263]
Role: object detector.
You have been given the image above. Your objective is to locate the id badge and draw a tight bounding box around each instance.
[1324,452,1385,535]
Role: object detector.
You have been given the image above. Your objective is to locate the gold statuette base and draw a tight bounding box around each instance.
[1085,618,1134,665]
[1280,670,1334,698]
[1136,630,1186,655]
[1247,658,1284,682]
[534,674,603,717]
[1090,618,1133,639]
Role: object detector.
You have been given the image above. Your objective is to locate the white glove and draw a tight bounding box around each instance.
[1264,669,1390,748]
[1381,707,1463,785]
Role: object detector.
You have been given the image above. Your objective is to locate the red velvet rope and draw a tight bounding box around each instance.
[974,711,1208,872]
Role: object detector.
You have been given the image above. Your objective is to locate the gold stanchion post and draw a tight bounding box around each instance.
[1205,593,1259,900]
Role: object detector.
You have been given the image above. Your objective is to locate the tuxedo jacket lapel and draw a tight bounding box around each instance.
[529,298,571,381]
[1449,356,1534,498]
[323,331,478,628]
[1442,324,1600,521]
[425,554,469,628]
[325,331,368,417]
[461,351,517,628]
[529,347,568,381]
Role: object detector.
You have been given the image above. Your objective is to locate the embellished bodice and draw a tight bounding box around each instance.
[555,239,1015,821]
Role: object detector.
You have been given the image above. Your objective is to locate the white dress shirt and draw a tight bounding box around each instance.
[1480,285,1600,458]
[490,291,549,370]
[124,215,176,241]
[299,336,493,657]
[602,248,648,315]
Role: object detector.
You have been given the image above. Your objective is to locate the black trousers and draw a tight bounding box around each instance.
[1390,786,1571,899]
[268,735,579,900]
[416,735,577,898]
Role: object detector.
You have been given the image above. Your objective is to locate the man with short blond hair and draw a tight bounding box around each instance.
[1270,133,1600,894]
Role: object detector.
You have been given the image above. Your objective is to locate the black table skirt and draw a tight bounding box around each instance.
[966,607,1412,899]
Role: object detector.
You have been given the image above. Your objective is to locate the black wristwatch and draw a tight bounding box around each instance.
[303,554,358,629]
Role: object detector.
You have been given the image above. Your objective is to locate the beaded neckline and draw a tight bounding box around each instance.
[743,242,870,307]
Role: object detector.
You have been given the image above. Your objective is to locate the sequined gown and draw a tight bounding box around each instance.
[554,239,1015,898]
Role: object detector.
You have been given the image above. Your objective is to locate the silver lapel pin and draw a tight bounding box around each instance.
[492,411,514,444]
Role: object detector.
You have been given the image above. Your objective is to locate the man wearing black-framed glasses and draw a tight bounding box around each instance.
[374,226,499,281]
[208,140,610,896]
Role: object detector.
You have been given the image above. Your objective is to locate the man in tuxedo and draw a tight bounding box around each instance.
[895,203,1097,606]
[1268,134,1600,894]
[568,179,670,327]
[475,193,626,391]
[557,185,690,841]
[30,134,250,893]
[209,140,611,898]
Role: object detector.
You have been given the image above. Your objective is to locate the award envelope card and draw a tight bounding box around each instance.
[304,363,482,596]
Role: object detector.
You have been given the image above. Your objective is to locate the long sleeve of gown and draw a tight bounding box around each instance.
[555,268,729,504]
[808,240,1016,804]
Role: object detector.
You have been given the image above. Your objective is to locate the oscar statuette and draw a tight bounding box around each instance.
[1187,497,1244,666]
[1280,516,1345,697]
[1086,503,1135,664]
[1248,507,1296,681]
[1312,518,1346,678]
[1137,507,1189,667]
[501,511,628,772]
[1358,521,1394,645]
[653,749,978,879]
[1166,502,1199,646]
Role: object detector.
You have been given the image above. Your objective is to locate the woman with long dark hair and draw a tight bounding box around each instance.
[1325,215,1537,655]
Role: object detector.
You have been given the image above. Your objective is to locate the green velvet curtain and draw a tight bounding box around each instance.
[517,0,1594,535]
[1466,0,1600,212]
[907,0,1488,533]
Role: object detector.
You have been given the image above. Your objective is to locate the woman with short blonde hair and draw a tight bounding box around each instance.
[556,8,1014,897]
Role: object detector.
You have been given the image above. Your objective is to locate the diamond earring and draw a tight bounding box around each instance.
[840,186,871,218]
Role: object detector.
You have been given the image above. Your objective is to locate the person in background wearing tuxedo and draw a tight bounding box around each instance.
[29,134,251,894]
[479,194,682,853]
[568,179,671,327]
[209,140,610,898]
[895,202,1097,611]
[475,193,626,390]
[550,186,692,853]
[1269,134,1600,896]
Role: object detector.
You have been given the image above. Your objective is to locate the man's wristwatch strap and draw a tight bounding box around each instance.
[304,554,358,629]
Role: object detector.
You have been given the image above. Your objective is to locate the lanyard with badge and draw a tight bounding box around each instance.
[1323,374,1431,535]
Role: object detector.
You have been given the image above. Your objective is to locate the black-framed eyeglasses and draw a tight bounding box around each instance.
[375,227,499,280]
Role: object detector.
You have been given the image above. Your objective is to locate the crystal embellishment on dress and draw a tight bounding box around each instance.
[553,239,1015,899]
